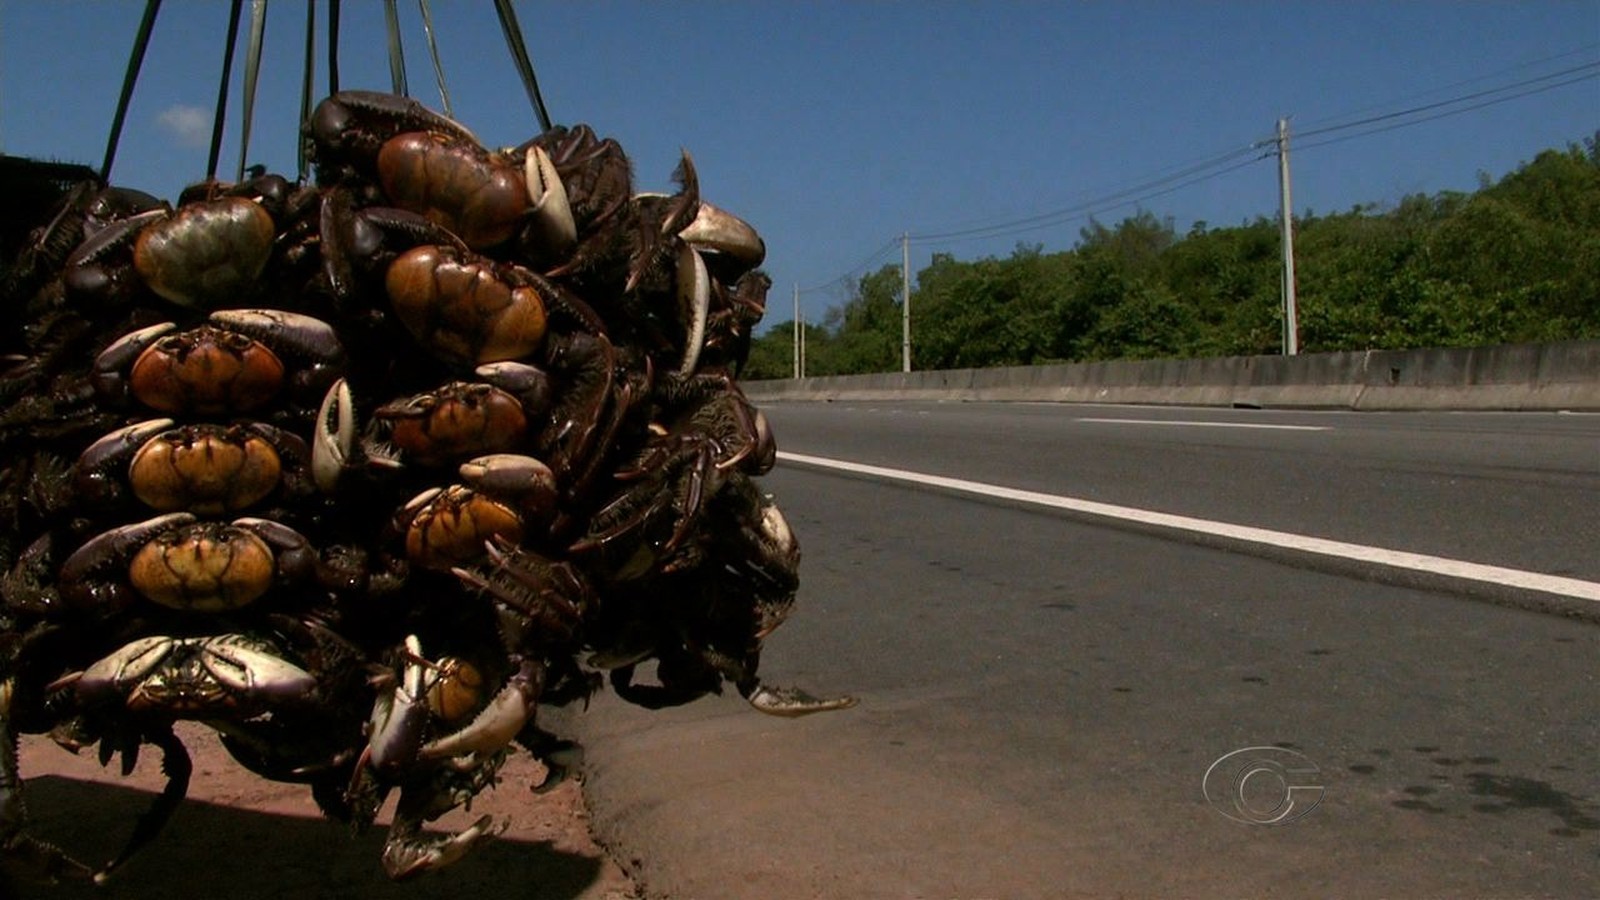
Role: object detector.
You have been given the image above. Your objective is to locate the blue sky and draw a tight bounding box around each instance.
[1,2,1596,331]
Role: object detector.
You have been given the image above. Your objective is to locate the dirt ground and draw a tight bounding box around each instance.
[2,723,640,900]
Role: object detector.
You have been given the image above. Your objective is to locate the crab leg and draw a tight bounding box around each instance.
[0,679,94,883]
[94,725,192,884]
[538,331,615,489]
[382,805,501,881]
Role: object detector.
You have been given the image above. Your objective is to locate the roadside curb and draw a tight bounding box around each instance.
[744,340,1600,411]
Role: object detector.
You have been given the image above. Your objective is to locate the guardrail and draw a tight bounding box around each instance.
[742,340,1600,410]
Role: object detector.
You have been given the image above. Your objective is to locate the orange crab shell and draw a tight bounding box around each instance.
[128,523,276,612]
[128,327,285,415]
[385,245,548,366]
[377,131,529,250]
[129,425,283,515]
[403,485,525,569]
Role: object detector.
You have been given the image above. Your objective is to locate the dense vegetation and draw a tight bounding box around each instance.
[744,139,1600,380]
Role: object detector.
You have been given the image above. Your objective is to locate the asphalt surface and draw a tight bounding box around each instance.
[558,402,1600,899]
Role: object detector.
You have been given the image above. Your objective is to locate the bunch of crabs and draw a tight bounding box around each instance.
[0,90,853,885]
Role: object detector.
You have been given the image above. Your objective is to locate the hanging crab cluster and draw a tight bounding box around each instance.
[0,91,852,886]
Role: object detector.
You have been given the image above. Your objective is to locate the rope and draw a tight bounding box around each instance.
[298,0,316,181]
[417,0,453,117]
[382,0,408,96]
[327,0,341,93]
[100,1,559,186]
[206,0,244,181]
[235,0,268,182]
[493,0,552,131]
[100,0,162,182]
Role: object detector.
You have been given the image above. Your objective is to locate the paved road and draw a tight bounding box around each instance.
[557,402,1600,899]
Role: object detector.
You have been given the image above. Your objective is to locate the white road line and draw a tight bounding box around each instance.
[1074,418,1330,431]
[777,451,1600,604]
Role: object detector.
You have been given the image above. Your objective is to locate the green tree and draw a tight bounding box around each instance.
[748,136,1600,378]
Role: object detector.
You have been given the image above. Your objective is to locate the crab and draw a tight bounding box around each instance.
[347,634,558,879]
[367,363,552,468]
[394,453,559,572]
[596,475,856,718]
[73,418,313,517]
[0,631,321,883]
[58,186,281,312]
[544,151,766,378]
[0,86,858,886]
[91,308,345,422]
[56,512,317,616]
[306,91,576,265]
[383,243,556,368]
[572,372,775,581]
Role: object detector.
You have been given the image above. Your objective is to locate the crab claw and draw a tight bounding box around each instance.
[382,811,504,881]
[677,243,710,376]
[419,661,541,761]
[458,454,557,512]
[198,634,318,699]
[740,680,859,718]
[208,308,343,360]
[91,322,178,402]
[522,144,577,257]
[72,418,176,504]
[312,378,354,492]
[679,201,766,273]
[58,513,196,612]
[364,635,429,773]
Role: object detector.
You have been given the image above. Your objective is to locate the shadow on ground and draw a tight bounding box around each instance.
[5,776,605,900]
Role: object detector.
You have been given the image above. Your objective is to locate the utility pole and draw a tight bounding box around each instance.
[800,296,806,378]
[901,232,912,373]
[1276,117,1299,356]
[796,281,806,376]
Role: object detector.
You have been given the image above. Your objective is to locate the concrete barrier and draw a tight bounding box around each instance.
[742,340,1600,410]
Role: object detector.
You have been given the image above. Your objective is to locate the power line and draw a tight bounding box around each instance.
[1296,42,1600,132]
[908,143,1265,243]
[796,51,1597,298]
[1297,60,1600,141]
[912,150,1271,246]
[1298,69,1600,153]
[799,237,901,295]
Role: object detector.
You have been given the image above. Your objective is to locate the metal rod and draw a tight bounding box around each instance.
[382,0,408,96]
[494,0,552,131]
[416,0,452,116]
[235,0,268,182]
[207,0,245,181]
[101,0,163,182]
